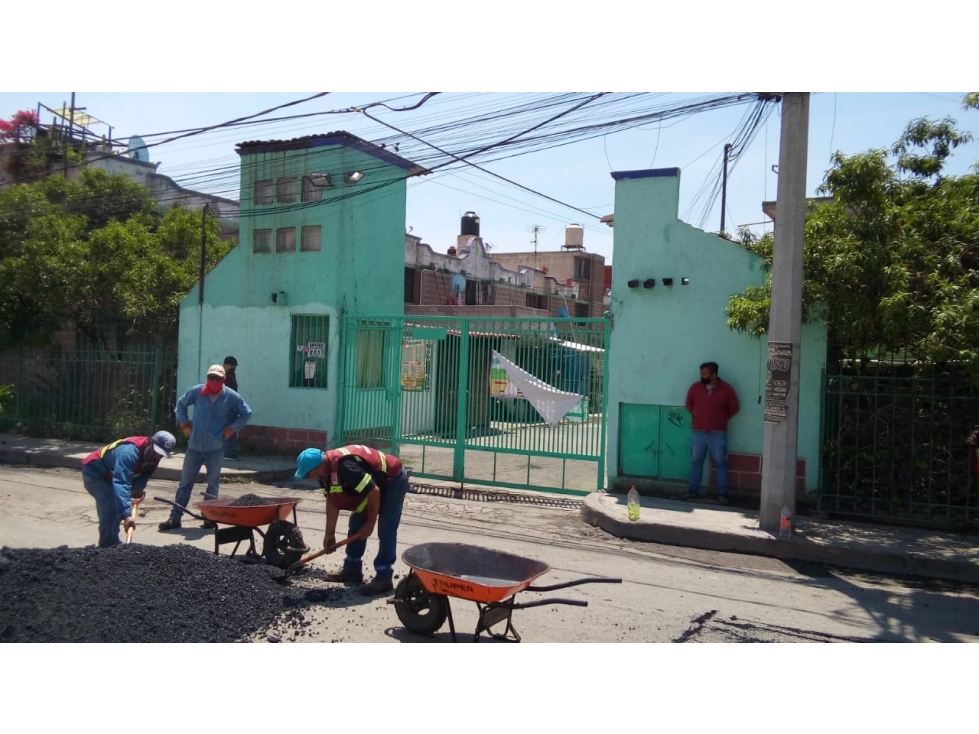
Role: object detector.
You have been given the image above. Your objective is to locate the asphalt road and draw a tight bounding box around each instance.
[2,465,978,643]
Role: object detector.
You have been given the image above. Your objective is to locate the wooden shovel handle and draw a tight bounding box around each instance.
[300,535,356,564]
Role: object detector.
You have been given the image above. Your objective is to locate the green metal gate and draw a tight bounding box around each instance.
[338,315,608,495]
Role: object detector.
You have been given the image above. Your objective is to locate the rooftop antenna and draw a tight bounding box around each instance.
[528,224,545,269]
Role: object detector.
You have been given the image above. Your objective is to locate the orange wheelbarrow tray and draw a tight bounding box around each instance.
[388,542,621,642]
[195,497,304,528]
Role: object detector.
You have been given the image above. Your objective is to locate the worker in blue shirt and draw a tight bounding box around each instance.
[159,364,253,531]
[81,431,177,547]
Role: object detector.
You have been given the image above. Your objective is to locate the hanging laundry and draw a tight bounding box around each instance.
[491,350,584,425]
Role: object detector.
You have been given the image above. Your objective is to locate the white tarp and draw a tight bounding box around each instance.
[491,350,584,425]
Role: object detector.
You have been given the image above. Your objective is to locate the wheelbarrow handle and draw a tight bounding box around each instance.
[502,597,589,610]
[526,576,623,593]
[152,496,206,521]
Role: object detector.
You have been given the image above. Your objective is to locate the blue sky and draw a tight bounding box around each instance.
[4,6,976,265]
[3,91,974,265]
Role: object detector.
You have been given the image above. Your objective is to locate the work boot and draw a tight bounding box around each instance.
[358,576,394,596]
[716,495,730,506]
[158,518,181,532]
[324,569,364,584]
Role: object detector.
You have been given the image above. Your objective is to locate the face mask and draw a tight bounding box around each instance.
[701,377,711,385]
[202,378,224,396]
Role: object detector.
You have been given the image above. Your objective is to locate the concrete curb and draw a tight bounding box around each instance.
[582,493,979,586]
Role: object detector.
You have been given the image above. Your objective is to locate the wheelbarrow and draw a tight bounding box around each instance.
[388,542,622,642]
[153,496,307,567]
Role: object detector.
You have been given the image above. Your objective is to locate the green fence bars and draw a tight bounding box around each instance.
[0,345,179,443]
[338,315,609,495]
[818,362,979,531]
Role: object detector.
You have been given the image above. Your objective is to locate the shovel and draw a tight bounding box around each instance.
[281,536,357,578]
[153,496,207,522]
[125,496,145,544]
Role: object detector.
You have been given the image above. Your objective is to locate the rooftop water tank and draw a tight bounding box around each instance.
[461,211,480,237]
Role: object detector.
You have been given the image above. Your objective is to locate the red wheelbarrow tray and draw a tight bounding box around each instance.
[194,497,304,528]
[402,542,553,604]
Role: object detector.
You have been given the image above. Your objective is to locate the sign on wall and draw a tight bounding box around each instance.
[764,340,793,423]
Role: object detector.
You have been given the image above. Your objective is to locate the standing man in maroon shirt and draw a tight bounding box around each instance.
[684,361,740,504]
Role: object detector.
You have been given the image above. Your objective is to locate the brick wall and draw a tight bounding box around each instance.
[239,425,327,456]
[709,452,807,496]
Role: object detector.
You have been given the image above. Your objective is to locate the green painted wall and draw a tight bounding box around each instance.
[606,169,827,491]
[177,138,410,440]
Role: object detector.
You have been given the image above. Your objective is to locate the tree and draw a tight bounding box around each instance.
[727,99,979,369]
[0,170,233,348]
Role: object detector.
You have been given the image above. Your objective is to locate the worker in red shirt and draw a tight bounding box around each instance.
[684,361,740,504]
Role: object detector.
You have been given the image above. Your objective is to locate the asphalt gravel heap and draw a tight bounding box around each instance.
[0,544,308,643]
[231,494,273,507]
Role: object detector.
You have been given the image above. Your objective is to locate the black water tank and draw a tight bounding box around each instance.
[461,211,480,236]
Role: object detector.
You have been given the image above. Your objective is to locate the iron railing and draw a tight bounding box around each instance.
[0,345,178,443]
[819,361,979,531]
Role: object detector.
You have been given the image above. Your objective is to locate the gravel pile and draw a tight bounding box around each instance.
[0,544,307,643]
[231,494,273,507]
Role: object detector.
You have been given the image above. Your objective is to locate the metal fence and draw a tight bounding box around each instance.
[338,315,608,495]
[819,363,979,531]
[0,346,178,443]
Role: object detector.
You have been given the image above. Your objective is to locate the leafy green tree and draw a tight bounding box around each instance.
[727,98,979,368]
[0,170,232,348]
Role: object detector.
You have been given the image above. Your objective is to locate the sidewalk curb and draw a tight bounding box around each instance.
[582,493,979,586]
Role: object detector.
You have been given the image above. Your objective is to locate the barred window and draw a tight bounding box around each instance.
[253,229,272,253]
[301,226,322,252]
[277,227,296,253]
[254,180,273,205]
[290,315,328,388]
[277,177,298,203]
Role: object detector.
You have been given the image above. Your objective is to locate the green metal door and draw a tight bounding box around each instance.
[618,402,693,482]
[659,406,692,481]
[619,404,661,476]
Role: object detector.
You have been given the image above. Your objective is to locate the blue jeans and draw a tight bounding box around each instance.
[169,447,224,522]
[342,471,409,579]
[689,430,729,496]
[82,467,123,547]
[223,431,238,458]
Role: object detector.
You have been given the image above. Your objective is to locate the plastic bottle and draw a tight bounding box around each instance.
[779,505,792,540]
[627,485,641,521]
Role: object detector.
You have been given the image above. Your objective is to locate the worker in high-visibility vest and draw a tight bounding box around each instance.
[81,431,176,547]
[294,445,409,595]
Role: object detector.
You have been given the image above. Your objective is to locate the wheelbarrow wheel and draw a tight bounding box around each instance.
[263,521,306,569]
[394,574,448,636]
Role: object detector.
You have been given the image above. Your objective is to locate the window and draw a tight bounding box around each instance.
[355,330,390,389]
[277,227,296,253]
[254,180,273,205]
[575,302,589,318]
[253,229,272,253]
[465,279,492,305]
[277,177,298,203]
[301,226,322,252]
[526,293,548,310]
[574,257,591,281]
[302,176,323,202]
[404,268,419,304]
[290,315,328,388]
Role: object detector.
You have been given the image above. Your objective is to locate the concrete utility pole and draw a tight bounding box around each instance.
[759,93,809,534]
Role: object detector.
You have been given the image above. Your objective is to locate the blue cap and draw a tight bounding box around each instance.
[295,448,324,479]
[151,430,176,459]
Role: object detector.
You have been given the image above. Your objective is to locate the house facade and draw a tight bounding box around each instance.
[176,132,427,454]
[404,216,607,319]
[605,167,826,498]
